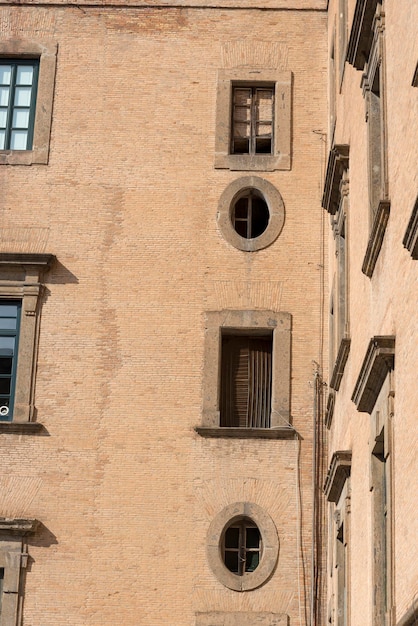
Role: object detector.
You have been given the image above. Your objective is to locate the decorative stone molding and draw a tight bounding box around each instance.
[397,602,418,626]
[206,502,279,591]
[0,253,55,423]
[0,518,39,535]
[352,336,395,413]
[403,195,418,259]
[322,144,350,215]
[324,451,352,502]
[217,177,285,252]
[329,337,351,391]
[361,200,390,277]
[346,0,380,70]
[412,62,418,87]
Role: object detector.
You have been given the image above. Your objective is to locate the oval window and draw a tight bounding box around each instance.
[231,190,270,240]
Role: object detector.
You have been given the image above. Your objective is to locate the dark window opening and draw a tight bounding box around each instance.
[232,190,270,239]
[231,86,274,155]
[220,333,272,428]
[223,518,261,575]
[0,60,39,151]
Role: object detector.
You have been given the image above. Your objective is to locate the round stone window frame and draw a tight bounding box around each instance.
[207,502,279,591]
[217,176,285,252]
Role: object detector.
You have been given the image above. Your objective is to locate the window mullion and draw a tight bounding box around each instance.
[5,64,16,150]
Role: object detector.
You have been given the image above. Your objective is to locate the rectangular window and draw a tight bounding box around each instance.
[220,334,272,428]
[215,69,291,171]
[0,60,39,151]
[0,301,21,422]
[231,86,274,156]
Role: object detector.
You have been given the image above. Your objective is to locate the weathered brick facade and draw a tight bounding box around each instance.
[0,0,415,625]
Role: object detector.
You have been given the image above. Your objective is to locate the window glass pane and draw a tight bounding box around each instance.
[233,122,250,139]
[0,304,19,317]
[256,90,273,122]
[0,379,11,395]
[224,551,239,573]
[234,88,251,106]
[0,357,12,375]
[0,87,10,107]
[14,86,32,107]
[224,527,240,548]
[245,551,260,572]
[10,130,28,150]
[0,66,11,85]
[234,107,251,124]
[246,527,260,548]
[0,317,17,330]
[12,109,30,129]
[16,65,34,85]
[0,130,5,149]
[0,109,7,128]
[0,336,15,355]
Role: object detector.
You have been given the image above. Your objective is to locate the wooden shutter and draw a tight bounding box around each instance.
[220,335,272,428]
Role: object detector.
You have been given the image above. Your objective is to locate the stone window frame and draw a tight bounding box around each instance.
[206,502,279,592]
[360,7,390,277]
[0,39,57,166]
[214,68,291,172]
[0,518,39,626]
[324,451,352,626]
[322,145,351,393]
[369,375,394,625]
[0,253,55,431]
[217,177,285,252]
[196,309,293,439]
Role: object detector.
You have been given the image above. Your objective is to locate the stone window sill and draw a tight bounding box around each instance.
[362,200,390,277]
[0,422,45,434]
[195,426,297,439]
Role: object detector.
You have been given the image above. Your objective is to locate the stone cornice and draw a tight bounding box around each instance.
[322,144,349,215]
[0,253,55,270]
[324,451,352,502]
[352,336,395,413]
[403,195,418,259]
[0,518,39,535]
[346,0,379,70]
[397,602,418,626]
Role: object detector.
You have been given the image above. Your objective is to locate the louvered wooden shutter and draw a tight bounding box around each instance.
[220,336,272,428]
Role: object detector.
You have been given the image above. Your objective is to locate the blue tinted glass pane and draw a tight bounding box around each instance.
[0,66,11,85]
[0,336,15,355]
[16,66,34,86]
[0,318,17,330]
[0,305,18,317]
